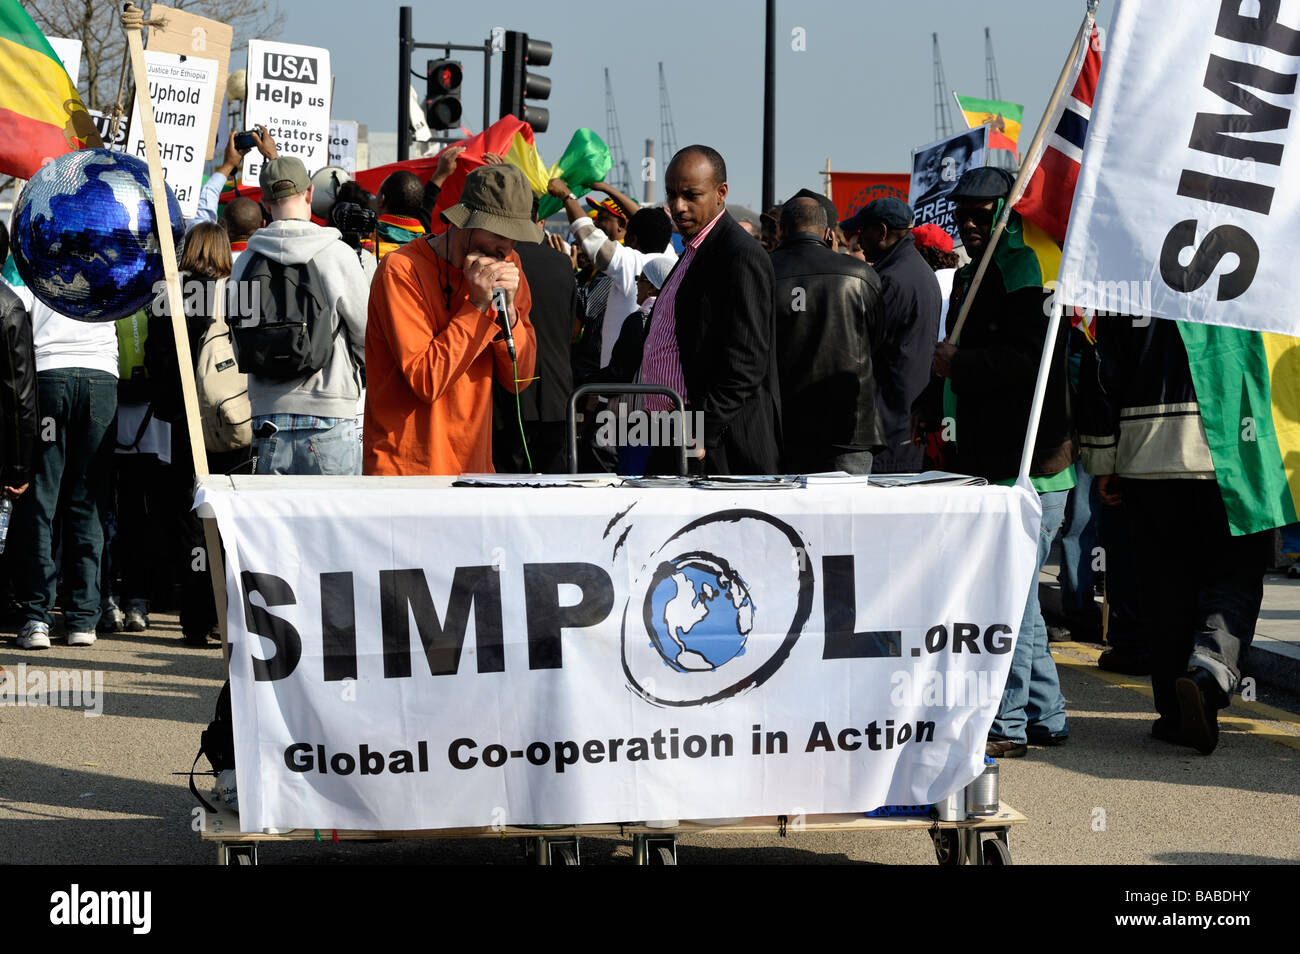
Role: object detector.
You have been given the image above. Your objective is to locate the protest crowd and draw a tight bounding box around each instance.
[0,108,1276,767]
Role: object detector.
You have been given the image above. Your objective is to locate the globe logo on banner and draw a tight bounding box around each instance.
[622,510,815,707]
[645,554,755,672]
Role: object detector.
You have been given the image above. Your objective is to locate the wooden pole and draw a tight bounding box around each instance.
[822,157,832,198]
[122,3,206,479]
[947,2,1097,345]
[123,4,230,656]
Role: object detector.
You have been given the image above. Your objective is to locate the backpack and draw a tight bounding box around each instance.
[231,252,339,380]
[196,278,252,453]
[189,680,236,814]
[116,310,151,403]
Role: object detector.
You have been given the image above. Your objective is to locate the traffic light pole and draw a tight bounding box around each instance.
[397,6,495,159]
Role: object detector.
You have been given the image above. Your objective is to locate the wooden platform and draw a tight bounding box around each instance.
[199,803,1027,843]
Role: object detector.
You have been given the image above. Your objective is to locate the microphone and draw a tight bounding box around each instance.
[493,287,516,361]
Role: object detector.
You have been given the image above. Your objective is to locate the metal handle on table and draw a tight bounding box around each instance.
[566,384,689,476]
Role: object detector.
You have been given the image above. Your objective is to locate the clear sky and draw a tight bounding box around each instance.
[268,0,1108,210]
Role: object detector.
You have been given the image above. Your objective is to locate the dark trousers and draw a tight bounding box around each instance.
[12,370,117,631]
[1097,492,1148,657]
[169,426,251,639]
[494,420,569,474]
[108,453,169,607]
[1124,478,1270,717]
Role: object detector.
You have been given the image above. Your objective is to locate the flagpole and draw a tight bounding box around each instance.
[946,0,1098,345]
[122,4,231,662]
[952,89,973,129]
[1018,298,1065,479]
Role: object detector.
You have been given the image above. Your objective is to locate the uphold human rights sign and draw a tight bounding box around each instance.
[126,51,217,218]
[1058,0,1300,337]
[199,481,1038,832]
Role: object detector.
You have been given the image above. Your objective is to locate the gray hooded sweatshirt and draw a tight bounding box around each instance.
[230,219,374,420]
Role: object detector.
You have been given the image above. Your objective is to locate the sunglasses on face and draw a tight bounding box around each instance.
[954,206,996,227]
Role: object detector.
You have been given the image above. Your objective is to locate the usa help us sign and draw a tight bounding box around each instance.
[242,39,331,184]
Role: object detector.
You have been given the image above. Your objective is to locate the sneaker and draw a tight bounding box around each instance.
[124,607,148,632]
[66,630,97,647]
[16,620,51,650]
[98,599,125,633]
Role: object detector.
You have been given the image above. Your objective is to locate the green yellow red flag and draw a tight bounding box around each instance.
[0,0,101,179]
[954,94,1023,155]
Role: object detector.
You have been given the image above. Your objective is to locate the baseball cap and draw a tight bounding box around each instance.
[260,157,311,201]
[840,196,913,234]
[441,164,540,244]
[586,196,630,221]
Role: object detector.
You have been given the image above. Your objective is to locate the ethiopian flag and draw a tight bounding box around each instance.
[955,94,1023,155]
[0,0,100,179]
[1177,322,1300,536]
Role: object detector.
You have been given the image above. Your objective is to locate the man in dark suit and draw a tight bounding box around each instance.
[641,145,780,475]
[493,211,576,474]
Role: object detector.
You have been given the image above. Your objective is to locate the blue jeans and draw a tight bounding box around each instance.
[253,419,361,476]
[1058,464,1101,626]
[12,370,117,631]
[991,489,1069,743]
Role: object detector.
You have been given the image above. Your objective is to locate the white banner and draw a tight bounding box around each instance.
[1059,0,1300,336]
[329,120,359,174]
[47,37,81,86]
[242,39,331,183]
[909,126,989,248]
[199,482,1039,832]
[126,51,218,219]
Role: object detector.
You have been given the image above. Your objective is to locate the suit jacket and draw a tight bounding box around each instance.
[668,210,781,474]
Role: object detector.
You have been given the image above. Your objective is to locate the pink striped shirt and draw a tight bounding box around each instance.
[640,209,726,412]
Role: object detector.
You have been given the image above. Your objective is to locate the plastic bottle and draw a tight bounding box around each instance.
[0,497,11,555]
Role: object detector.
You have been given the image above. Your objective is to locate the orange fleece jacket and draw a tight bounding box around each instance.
[363,238,536,475]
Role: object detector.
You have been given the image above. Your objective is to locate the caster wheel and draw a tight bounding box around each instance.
[932,829,961,866]
[982,837,1012,865]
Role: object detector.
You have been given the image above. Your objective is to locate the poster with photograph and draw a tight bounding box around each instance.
[909,126,988,247]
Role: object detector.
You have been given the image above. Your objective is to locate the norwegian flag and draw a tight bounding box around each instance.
[1014,27,1101,244]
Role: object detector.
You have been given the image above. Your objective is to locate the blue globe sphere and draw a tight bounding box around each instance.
[11,148,183,322]
[647,555,755,673]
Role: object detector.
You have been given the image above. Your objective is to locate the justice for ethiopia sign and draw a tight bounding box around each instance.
[198,479,1039,832]
[242,39,331,183]
[126,51,217,219]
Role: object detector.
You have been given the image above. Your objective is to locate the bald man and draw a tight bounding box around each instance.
[223,196,264,268]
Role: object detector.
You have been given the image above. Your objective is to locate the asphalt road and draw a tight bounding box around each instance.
[2,618,1298,865]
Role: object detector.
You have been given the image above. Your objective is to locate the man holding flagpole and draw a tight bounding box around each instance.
[916,167,1077,759]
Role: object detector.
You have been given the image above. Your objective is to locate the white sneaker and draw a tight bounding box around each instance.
[124,608,148,632]
[66,631,97,647]
[16,620,51,650]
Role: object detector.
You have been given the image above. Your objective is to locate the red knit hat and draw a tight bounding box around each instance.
[912,222,954,253]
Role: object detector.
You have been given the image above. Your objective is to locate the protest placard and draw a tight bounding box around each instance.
[909,127,988,248]
[330,120,359,174]
[125,51,218,218]
[242,39,331,183]
[146,5,233,161]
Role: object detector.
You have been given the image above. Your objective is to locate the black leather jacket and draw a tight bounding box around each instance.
[771,233,886,469]
[0,282,38,488]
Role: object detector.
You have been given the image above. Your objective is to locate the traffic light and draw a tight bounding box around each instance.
[425,58,463,130]
[499,31,552,133]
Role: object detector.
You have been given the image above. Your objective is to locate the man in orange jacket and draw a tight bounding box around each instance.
[364,165,538,475]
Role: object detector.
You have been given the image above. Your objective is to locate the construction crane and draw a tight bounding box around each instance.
[659,62,679,163]
[603,68,632,193]
[932,33,953,140]
[985,27,1001,100]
